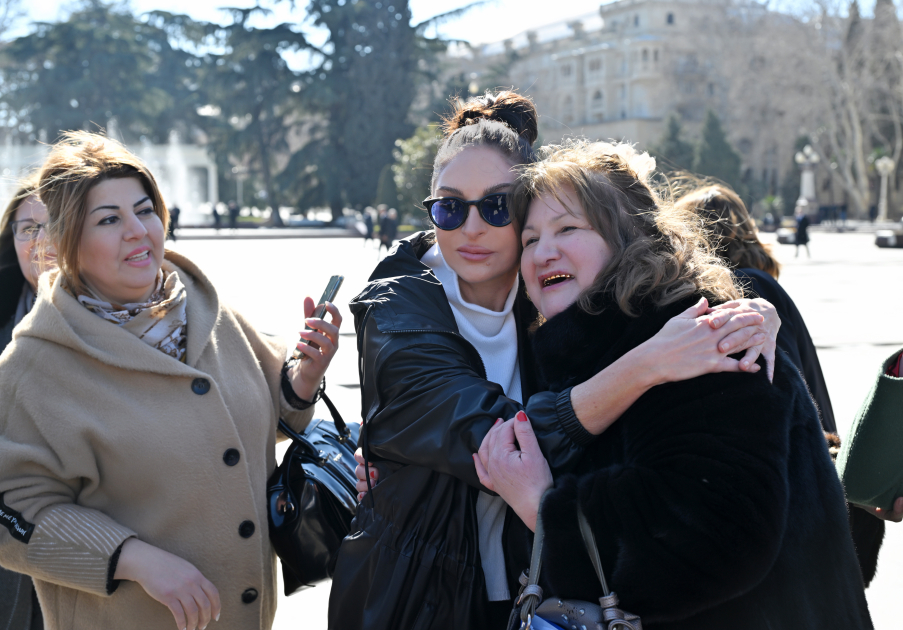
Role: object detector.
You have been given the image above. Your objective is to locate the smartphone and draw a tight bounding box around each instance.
[292,275,344,360]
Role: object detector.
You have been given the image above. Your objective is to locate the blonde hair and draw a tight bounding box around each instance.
[673,183,781,279]
[509,139,739,317]
[38,131,169,296]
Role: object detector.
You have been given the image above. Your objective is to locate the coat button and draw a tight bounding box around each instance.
[239,520,255,538]
[191,378,210,395]
[241,588,258,604]
[223,449,240,466]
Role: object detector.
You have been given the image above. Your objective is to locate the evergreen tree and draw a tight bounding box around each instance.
[692,110,744,195]
[0,0,202,143]
[392,124,441,217]
[845,0,863,48]
[195,8,312,226]
[652,114,695,173]
[298,0,420,218]
[375,163,399,206]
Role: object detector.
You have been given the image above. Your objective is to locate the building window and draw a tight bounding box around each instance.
[592,90,604,122]
[561,64,572,78]
[563,95,574,124]
[667,12,674,25]
[588,58,602,73]
[634,15,639,27]
[642,49,649,63]
[654,49,659,63]
[707,82,715,96]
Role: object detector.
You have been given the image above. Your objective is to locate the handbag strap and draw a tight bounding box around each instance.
[517,492,549,625]
[277,383,350,445]
[518,495,612,623]
[577,506,611,597]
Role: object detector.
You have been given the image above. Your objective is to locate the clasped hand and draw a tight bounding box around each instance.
[473,411,553,533]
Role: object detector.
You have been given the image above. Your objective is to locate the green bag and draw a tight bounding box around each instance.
[837,349,903,511]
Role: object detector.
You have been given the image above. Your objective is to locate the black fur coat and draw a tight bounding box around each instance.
[534,295,872,629]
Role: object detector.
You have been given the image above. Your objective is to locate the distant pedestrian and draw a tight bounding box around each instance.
[794,202,811,258]
[228,200,239,229]
[379,208,398,255]
[167,205,180,242]
[363,206,375,246]
[211,204,221,231]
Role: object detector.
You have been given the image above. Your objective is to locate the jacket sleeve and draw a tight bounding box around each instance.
[362,316,590,489]
[0,352,135,596]
[540,368,791,623]
[230,308,314,436]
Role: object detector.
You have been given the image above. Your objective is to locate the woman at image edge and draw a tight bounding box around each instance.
[0,176,49,629]
[330,91,781,630]
[0,132,341,630]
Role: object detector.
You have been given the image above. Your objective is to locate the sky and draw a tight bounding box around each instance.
[14,0,608,47]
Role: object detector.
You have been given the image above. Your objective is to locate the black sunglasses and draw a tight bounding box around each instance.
[422,193,511,231]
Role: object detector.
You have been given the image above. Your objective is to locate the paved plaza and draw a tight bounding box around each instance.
[169,229,903,629]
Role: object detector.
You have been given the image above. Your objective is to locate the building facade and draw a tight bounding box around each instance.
[449,0,805,202]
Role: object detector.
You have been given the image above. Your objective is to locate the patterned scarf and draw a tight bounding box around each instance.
[77,270,189,362]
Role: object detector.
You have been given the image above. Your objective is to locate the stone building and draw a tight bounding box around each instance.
[449,0,806,200]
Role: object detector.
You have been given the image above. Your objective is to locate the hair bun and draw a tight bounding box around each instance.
[443,90,538,146]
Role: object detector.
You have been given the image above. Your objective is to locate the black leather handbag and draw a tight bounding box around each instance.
[267,389,360,595]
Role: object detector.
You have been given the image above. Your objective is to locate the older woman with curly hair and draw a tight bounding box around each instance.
[476,140,872,629]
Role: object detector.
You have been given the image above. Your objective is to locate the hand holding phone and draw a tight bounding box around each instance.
[292,275,344,360]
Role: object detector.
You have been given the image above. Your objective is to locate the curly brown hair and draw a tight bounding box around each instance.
[673,183,781,279]
[509,140,739,317]
[38,131,169,297]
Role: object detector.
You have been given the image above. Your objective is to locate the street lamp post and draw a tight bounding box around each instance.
[794,145,820,210]
[875,156,895,223]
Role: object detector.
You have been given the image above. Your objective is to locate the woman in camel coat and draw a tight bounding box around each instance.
[0,132,341,630]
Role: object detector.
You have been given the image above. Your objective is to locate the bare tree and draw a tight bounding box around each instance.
[0,0,24,39]
[800,0,902,218]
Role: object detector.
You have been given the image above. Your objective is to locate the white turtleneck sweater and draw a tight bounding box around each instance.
[422,243,520,602]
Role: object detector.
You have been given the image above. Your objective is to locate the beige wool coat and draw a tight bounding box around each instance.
[0,250,313,630]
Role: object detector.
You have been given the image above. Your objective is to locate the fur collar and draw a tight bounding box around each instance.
[532,294,699,392]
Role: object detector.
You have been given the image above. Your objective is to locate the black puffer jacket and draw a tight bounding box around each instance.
[536,295,872,629]
[327,232,591,630]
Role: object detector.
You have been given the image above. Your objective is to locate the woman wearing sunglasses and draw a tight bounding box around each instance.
[327,91,780,630]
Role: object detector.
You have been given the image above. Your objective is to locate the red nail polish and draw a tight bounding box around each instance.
[370,470,376,479]
[517,411,528,422]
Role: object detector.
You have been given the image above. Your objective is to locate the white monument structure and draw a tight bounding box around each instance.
[875,156,895,222]
[0,132,217,224]
[794,144,819,207]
